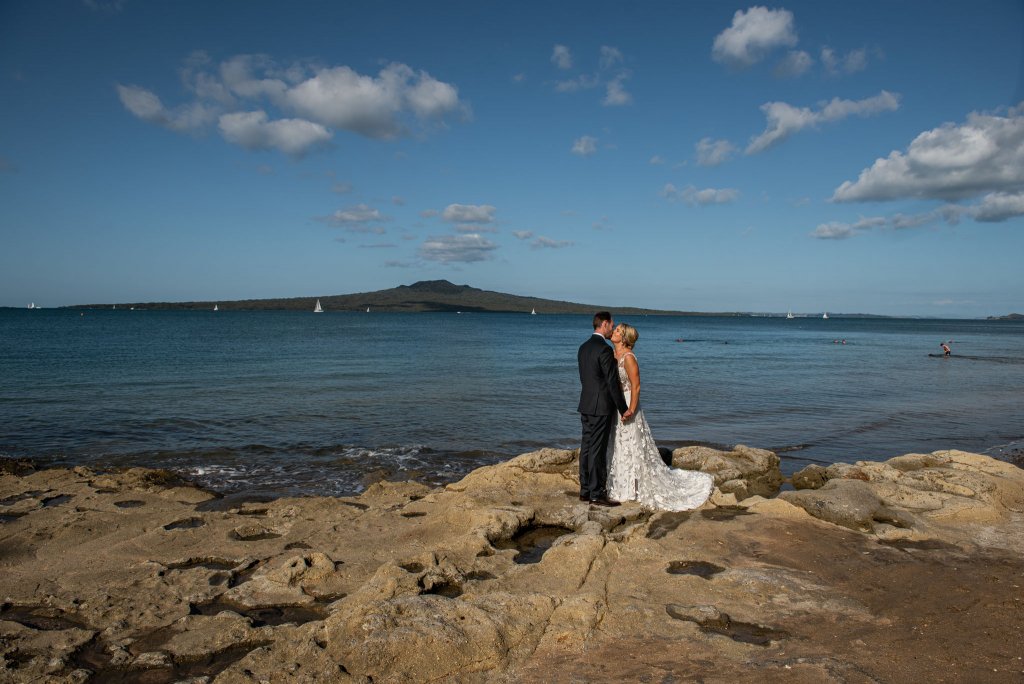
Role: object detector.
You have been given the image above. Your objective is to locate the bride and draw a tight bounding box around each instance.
[607,323,714,511]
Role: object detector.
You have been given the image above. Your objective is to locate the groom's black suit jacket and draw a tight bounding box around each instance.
[577,334,628,416]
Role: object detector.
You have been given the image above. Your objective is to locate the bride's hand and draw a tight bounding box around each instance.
[621,409,634,422]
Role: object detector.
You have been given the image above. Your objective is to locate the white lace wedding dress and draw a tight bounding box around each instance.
[607,352,714,511]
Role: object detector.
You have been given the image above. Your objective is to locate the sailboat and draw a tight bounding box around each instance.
[366,307,370,313]
[27,303,36,310]
[822,312,828,319]
[531,308,536,315]
[214,304,219,312]
[786,309,794,319]
[314,299,323,313]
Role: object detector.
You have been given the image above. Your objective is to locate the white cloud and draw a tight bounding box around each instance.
[661,184,740,206]
[512,231,534,240]
[833,103,1024,206]
[774,50,813,78]
[552,45,573,70]
[554,73,600,93]
[822,46,870,76]
[419,234,497,263]
[649,155,666,165]
[747,90,900,154]
[117,84,217,133]
[420,209,439,218]
[531,236,573,249]
[218,110,332,156]
[810,215,886,239]
[332,181,353,194]
[696,137,737,166]
[599,46,624,69]
[973,191,1024,222]
[118,55,466,154]
[442,204,496,224]
[286,62,461,139]
[220,54,289,101]
[572,135,598,156]
[319,203,387,230]
[552,45,631,106]
[712,6,797,68]
[603,74,632,106]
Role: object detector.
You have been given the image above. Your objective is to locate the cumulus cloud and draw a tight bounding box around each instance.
[712,6,797,68]
[117,54,466,154]
[117,84,218,133]
[821,47,870,76]
[418,234,498,263]
[531,236,573,249]
[661,184,740,206]
[696,137,737,166]
[973,191,1024,222]
[774,50,813,78]
[604,74,632,106]
[286,62,461,139]
[833,104,1024,207]
[442,204,496,224]
[552,45,631,105]
[747,90,900,154]
[318,203,388,232]
[600,46,624,69]
[552,45,573,70]
[572,135,598,156]
[218,110,332,156]
[810,207,972,240]
[810,215,887,239]
[512,231,534,240]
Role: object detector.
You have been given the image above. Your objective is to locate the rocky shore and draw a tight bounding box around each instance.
[2,447,1022,683]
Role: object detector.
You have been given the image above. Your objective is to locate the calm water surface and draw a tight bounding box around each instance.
[1,309,1021,497]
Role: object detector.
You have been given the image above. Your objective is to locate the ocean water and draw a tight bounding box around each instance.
[1,309,1021,498]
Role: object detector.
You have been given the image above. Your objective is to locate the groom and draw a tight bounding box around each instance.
[577,311,632,506]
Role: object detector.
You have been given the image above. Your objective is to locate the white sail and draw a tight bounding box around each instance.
[822,312,828,319]
[314,299,323,313]
[214,304,219,311]
[366,307,370,313]
[786,309,794,319]
[531,308,536,315]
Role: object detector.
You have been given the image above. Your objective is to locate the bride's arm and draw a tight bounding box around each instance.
[623,354,640,414]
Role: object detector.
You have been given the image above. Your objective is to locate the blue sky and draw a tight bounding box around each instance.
[1,0,1022,317]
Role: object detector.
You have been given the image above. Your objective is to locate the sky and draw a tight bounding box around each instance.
[1,1,1022,317]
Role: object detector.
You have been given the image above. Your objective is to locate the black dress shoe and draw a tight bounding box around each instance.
[590,497,620,507]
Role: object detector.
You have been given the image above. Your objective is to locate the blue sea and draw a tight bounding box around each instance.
[1,309,1022,498]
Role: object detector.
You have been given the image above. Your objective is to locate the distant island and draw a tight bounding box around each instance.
[60,280,895,317]
[987,313,1023,320]
[64,280,736,315]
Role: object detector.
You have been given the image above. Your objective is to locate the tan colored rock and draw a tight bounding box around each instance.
[672,444,783,499]
[1,448,1022,682]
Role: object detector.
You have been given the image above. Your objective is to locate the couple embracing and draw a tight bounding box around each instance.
[577,312,713,510]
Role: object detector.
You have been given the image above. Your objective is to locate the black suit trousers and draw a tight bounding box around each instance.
[579,412,613,500]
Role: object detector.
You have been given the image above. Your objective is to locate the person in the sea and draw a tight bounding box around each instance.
[941,342,951,356]
[606,323,714,511]
[577,312,631,507]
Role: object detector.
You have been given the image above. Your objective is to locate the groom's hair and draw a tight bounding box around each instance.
[593,311,612,329]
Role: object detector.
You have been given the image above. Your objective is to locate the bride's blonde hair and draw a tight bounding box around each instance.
[618,323,639,349]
